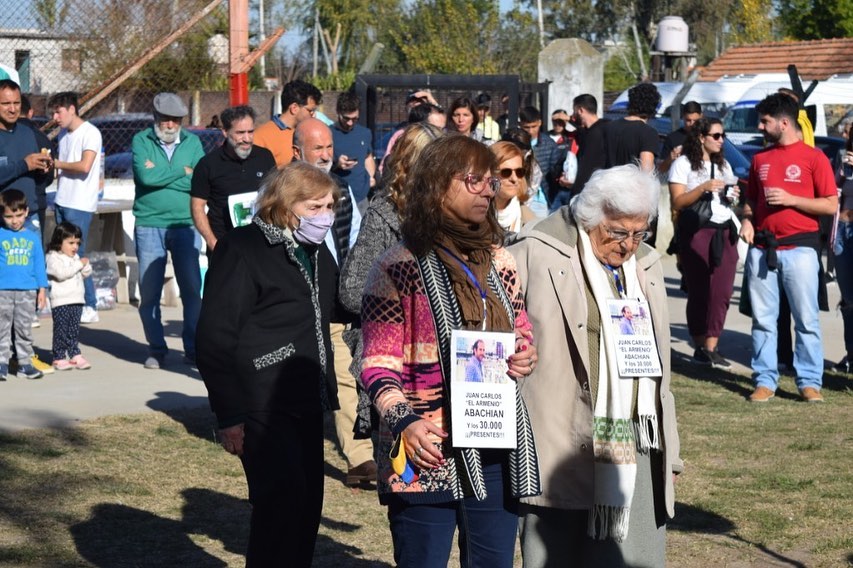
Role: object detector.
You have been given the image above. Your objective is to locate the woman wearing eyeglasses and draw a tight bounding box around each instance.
[490,141,540,237]
[509,164,682,567]
[668,117,740,368]
[360,134,541,567]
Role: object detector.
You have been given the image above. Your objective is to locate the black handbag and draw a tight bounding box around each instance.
[677,163,716,239]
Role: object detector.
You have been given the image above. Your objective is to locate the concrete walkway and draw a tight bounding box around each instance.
[0,255,845,433]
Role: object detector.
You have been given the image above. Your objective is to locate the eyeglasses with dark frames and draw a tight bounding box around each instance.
[708,132,726,140]
[456,173,501,194]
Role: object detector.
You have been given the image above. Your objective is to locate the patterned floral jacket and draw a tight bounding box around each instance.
[361,243,541,505]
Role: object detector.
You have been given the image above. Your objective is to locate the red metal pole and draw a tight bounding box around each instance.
[230,73,249,106]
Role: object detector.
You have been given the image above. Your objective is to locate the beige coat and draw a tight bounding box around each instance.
[509,207,683,519]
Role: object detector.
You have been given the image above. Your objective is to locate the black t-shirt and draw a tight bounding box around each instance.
[191,144,276,240]
[604,118,659,168]
[573,119,609,195]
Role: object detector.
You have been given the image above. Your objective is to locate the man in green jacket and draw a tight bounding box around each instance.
[132,92,205,370]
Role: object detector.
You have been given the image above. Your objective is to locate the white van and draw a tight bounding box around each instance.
[723,75,853,144]
[608,74,790,117]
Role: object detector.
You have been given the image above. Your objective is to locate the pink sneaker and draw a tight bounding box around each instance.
[70,355,91,370]
[53,359,74,371]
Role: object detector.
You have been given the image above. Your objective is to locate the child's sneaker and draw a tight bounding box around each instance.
[31,355,54,375]
[18,364,43,380]
[53,359,74,371]
[70,355,91,370]
[0,363,7,381]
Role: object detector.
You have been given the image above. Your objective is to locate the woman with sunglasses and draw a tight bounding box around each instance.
[509,164,682,567]
[668,117,740,368]
[360,134,541,566]
[490,141,540,238]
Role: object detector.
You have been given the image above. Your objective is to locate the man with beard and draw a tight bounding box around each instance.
[739,93,836,403]
[191,105,275,254]
[292,118,375,487]
[132,93,206,369]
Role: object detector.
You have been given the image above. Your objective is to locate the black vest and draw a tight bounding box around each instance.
[331,173,354,264]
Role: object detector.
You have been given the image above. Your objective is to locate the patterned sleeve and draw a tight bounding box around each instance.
[494,247,533,338]
[360,251,419,435]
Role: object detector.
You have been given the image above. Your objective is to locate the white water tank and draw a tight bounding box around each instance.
[656,16,689,53]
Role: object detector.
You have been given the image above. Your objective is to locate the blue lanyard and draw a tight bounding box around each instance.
[604,264,626,299]
[440,246,488,330]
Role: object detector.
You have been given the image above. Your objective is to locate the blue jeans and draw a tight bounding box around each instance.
[135,226,202,358]
[54,206,96,308]
[388,459,518,568]
[833,221,853,357]
[747,246,823,390]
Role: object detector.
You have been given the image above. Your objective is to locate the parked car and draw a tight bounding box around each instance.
[104,127,224,179]
[735,136,846,170]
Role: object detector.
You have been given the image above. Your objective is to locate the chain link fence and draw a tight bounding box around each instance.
[0,0,276,175]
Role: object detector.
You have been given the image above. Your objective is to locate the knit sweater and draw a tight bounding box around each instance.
[46,251,92,307]
[361,243,538,504]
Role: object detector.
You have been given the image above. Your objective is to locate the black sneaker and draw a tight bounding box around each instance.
[703,348,732,369]
[833,356,851,373]
[692,348,712,365]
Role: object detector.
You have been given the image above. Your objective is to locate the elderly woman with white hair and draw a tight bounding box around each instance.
[509,164,683,567]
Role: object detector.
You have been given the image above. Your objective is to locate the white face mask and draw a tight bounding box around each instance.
[293,212,335,245]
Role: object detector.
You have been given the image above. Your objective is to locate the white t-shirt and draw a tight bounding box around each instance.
[56,121,103,213]
[668,155,735,224]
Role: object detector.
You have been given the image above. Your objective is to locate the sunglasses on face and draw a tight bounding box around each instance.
[708,132,726,140]
[498,167,527,179]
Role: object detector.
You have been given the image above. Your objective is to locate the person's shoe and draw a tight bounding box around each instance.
[692,347,712,365]
[70,355,91,370]
[31,354,54,375]
[18,364,43,380]
[80,306,99,324]
[53,359,75,371]
[346,460,378,486]
[703,348,732,369]
[144,355,164,370]
[0,363,7,381]
[799,387,824,403]
[749,386,775,402]
[833,356,851,373]
[31,318,40,328]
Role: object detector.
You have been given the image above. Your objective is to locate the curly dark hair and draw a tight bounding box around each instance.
[401,135,503,256]
[627,83,661,119]
[683,117,725,172]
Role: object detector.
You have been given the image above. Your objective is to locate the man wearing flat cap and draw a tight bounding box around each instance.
[132,92,205,370]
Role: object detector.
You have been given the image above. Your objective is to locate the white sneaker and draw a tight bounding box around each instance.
[80,306,99,324]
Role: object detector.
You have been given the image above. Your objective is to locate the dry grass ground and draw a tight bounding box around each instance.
[0,364,850,567]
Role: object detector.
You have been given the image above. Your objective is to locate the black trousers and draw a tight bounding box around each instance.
[240,411,324,567]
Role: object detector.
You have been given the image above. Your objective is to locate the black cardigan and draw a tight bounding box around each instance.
[197,221,341,428]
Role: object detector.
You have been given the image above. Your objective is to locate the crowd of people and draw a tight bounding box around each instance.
[0,74,846,566]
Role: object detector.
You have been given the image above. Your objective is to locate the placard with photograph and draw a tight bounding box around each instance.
[606,298,663,377]
[450,329,517,449]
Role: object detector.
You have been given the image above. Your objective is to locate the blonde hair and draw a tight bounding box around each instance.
[384,122,443,214]
[254,162,340,229]
[489,141,530,204]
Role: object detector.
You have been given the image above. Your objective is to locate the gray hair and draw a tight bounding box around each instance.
[570,164,660,230]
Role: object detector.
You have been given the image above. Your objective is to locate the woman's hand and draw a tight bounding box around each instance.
[704,179,725,193]
[402,419,447,470]
[508,329,537,379]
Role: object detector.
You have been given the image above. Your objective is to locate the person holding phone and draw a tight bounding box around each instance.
[332,91,375,208]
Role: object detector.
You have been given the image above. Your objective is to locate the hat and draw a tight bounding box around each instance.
[153,93,188,118]
[475,93,491,108]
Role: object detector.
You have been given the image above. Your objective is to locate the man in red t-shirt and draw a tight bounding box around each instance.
[740,93,837,403]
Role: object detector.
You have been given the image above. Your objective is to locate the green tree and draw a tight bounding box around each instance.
[777,0,853,39]
[33,0,69,31]
[492,8,541,82]
[386,0,500,74]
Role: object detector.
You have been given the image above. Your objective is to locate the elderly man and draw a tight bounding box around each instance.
[191,106,275,253]
[132,93,205,369]
[292,118,375,486]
